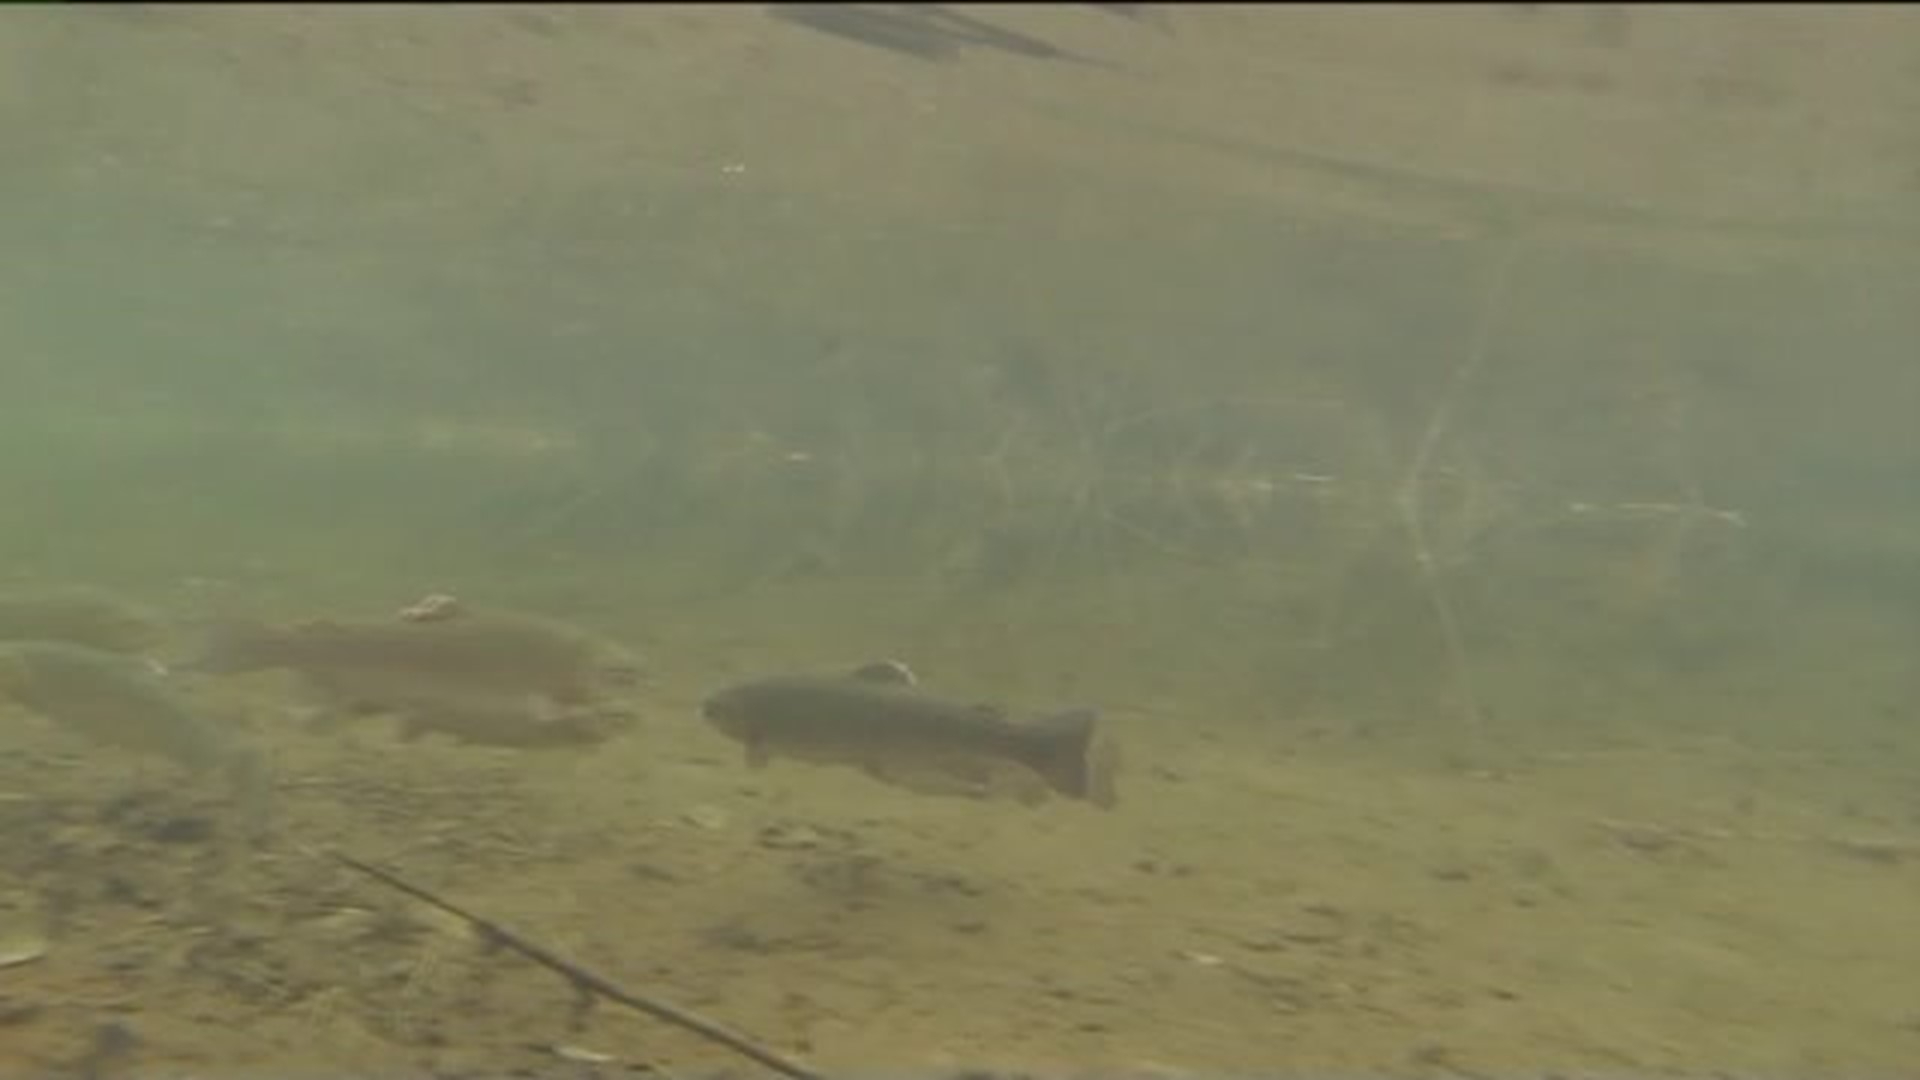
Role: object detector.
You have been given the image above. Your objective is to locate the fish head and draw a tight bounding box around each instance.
[702,662,911,740]
[699,680,763,740]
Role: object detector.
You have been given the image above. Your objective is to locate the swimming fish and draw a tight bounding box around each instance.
[0,640,269,825]
[187,605,641,705]
[702,661,1116,808]
[0,587,165,654]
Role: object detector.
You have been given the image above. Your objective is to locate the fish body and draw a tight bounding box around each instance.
[0,640,228,769]
[398,699,633,748]
[366,686,636,749]
[701,664,1116,808]
[0,587,164,654]
[0,640,269,820]
[190,607,638,705]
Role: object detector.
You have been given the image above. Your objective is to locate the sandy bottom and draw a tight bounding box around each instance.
[2,629,1917,1078]
[5,5,1918,1075]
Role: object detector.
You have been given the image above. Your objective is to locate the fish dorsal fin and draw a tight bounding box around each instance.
[850,659,917,686]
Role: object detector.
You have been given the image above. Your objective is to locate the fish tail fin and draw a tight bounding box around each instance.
[1025,708,1118,809]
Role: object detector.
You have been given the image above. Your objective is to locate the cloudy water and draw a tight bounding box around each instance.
[2,5,1918,1075]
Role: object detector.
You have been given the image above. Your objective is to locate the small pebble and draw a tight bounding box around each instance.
[0,935,47,969]
[551,1044,616,1064]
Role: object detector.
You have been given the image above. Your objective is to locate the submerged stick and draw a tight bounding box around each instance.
[325,849,825,1080]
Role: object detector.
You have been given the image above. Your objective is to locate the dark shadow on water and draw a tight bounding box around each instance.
[765,4,1124,67]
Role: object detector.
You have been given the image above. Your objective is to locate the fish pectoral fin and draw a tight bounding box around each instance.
[863,759,994,800]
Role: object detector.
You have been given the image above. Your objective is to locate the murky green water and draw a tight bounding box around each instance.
[3,6,1919,1075]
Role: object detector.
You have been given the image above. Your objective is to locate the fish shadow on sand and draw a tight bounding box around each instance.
[698,844,1011,957]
